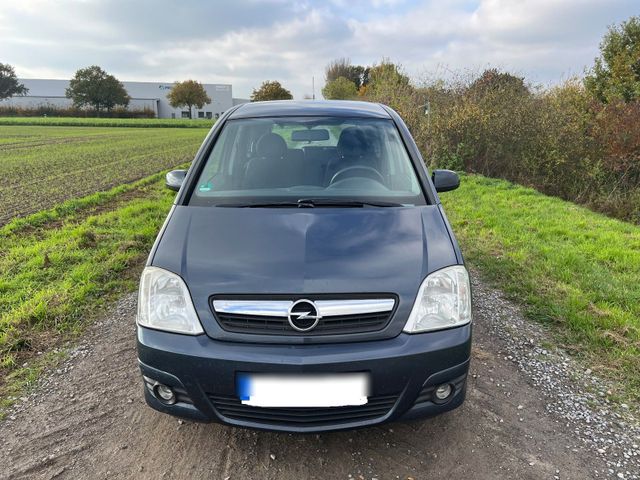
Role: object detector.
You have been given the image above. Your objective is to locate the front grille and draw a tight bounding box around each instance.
[215,311,391,335]
[211,297,396,336]
[209,394,398,427]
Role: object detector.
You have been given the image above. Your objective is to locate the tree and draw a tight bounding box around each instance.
[468,69,530,98]
[366,60,411,95]
[322,76,357,100]
[250,81,293,101]
[325,58,369,88]
[167,80,211,118]
[585,16,640,102]
[0,63,28,100]
[65,66,129,113]
[359,60,426,145]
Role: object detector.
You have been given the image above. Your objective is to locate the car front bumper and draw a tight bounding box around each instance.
[137,324,471,433]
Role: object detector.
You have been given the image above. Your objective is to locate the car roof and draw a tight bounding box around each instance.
[229,100,391,119]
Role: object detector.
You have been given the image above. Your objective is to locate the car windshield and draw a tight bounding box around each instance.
[189,116,426,206]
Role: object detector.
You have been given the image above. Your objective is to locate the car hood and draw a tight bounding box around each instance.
[151,205,458,342]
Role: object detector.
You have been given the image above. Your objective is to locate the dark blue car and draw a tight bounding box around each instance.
[137,100,471,432]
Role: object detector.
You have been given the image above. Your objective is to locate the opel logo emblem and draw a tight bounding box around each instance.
[287,299,321,332]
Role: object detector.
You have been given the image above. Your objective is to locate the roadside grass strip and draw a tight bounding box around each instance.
[0,116,214,128]
[0,174,176,414]
[442,175,640,400]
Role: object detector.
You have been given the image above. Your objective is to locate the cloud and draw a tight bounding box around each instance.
[0,0,637,98]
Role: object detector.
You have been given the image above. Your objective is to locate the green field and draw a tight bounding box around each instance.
[0,116,214,128]
[442,175,640,399]
[0,125,207,225]
[0,173,176,412]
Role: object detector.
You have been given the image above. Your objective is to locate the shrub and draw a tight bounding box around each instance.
[322,76,358,100]
[361,61,429,153]
[366,67,640,224]
[0,105,156,118]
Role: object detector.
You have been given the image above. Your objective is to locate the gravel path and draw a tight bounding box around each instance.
[1,274,638,479]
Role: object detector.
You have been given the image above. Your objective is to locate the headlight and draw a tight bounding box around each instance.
[403,265,471,333]
[137,266,204,335]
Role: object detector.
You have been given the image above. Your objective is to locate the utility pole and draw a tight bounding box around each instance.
[312,76,315,100]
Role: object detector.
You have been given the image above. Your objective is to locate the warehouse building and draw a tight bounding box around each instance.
[5,79,245,118]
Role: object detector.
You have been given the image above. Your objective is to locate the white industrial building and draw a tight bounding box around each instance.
[5,79,246,118]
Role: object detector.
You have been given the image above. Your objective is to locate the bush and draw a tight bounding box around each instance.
[0,105,156,118]
[422,75,542,182]
[591,100,640,222]
[322,76,357,100]
[362,66,640,224]
[361,61,429,153]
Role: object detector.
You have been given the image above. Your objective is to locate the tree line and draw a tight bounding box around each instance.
[0,64,212,118]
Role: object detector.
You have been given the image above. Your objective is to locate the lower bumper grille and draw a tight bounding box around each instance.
[215,311,392,335]
[208,394,398,427]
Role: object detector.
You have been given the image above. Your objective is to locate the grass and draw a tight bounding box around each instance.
[442,174,640,400]
[0,125,206,225]
[0,171,177,415]
[0,116,214,128]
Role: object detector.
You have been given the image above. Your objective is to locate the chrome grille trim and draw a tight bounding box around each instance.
[212,298,395,318]
[212,300,290,317]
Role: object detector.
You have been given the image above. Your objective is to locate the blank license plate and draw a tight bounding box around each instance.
[237,373,370,407]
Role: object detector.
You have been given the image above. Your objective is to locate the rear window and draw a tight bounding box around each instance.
[189,116,426,206]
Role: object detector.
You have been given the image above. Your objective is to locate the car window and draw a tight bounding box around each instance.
[189,116,426,206]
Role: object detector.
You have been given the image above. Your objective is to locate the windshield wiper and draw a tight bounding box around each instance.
[296,198,403,208]
[216,198,404,208]
[216,201,300,208]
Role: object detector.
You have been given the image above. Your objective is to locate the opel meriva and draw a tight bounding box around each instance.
[137,100,471,432]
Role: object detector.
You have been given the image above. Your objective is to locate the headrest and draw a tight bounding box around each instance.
[337,127,368,159]
[256,133,287,158]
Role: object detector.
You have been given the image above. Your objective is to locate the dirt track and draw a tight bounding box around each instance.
[1,276,637,480]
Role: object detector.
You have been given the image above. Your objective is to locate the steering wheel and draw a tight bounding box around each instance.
[330,165,385,186]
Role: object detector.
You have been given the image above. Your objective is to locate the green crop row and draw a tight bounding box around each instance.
[0,125,207,225]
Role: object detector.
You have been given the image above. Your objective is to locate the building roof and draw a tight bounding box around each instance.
[229,100,390,119]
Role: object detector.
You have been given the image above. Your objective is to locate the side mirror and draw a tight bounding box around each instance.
[166,169,187,191]
[432,169,460,193]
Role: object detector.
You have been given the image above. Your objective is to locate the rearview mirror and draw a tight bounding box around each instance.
[166,169,187,191]
[291,129,330,142]
[432,169,460,192]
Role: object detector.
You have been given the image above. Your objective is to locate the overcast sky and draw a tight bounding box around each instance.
[0,0,637,99]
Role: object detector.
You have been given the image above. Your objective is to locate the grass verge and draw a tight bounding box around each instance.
[0,171,177,416]
[0,116,214,128]
[442,175,640,401]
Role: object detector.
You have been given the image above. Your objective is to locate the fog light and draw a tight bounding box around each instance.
[154,384,176,404]
[434,384,452,401]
